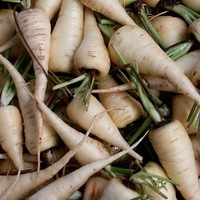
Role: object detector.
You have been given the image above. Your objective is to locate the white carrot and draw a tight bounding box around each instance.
[33,94,111,166]
[82,176,108,200]
[98,73,144,128]
[0,157,37,175]
[66,93,143,161]
[27,135,145,200]
[189,17,200,43]
[0,105,24,170]
[150,15,188,47]
[14,6,51,158]
[14,7,50,102]
[98,177,140,200]
[149,119,200,200]
[108,25,200,105]
[33,0,62,20]
[172,94,197,134]
[49,0,84,73]
[0,54,58,155]
[0,121,91,200]
[93,76,176,93]
[141,74,177,92]
[74,7,110,80]
[141,161,177,200]
[175,49,200,80]
[80,0,135,26]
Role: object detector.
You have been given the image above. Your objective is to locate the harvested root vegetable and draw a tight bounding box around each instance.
[0,105,24,170]
[99,177,140,200]
[82,176,108,200]
[189,18,200,43]
[172,94,197,134]
[66,93,142,161]
[149,119,200,200]
[49,0,84,73]
[14,6,51,160]
[0,123,91,200]
[33,0,63,20]
[80,0,135,26]
[33,95,111,165]
[74,7,110,80]
[0,54,58,155]
[98,73,144,128]
[27,136,144,200]
[108,25,200,105]
[141,161,177,200]
[175,49,200,80]
[150,15,188,47]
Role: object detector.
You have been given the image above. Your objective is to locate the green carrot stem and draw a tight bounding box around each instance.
[0,0,20,3]
[105,165,133,176]
[128,116,153,145]
[138,5,168,49]
[53,74,87,90]
[165,40,193,60]
[98,24,116,39]
[73,75,90,98]
[1,53,31,106]
[161,2,200,24]
[81,75,95,108]
[132,171,179,186]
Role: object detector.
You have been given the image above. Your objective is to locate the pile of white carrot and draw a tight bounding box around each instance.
[0,0,200,199]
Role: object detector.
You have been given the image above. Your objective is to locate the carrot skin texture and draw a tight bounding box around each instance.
[0,123,92,199]
[66,94,142,161]
[0,147,83,199]
[0,105,24,170]
[80,0,135,26]
[98,74,144,128]
[34,96,111,165]
[82,176,108,200]
[15,8,50,101]
[172,94,197,134]
[0,54,57,154]
[98,177,140,200]
[49,0,84,73]
[27,137,144,200]
[15,8,51,156]
[74,7,110,79]
[149,119,200,200]
[33,0,63,20]
[108,25,200,105]
[142,161,177,200]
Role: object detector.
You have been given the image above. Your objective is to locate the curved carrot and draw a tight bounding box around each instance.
[49,0,84,73]
[149,119,200,200]
[14,7,51,161]
[80,0,135,26]
[108,25,200,105]
[66,93,143,161]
